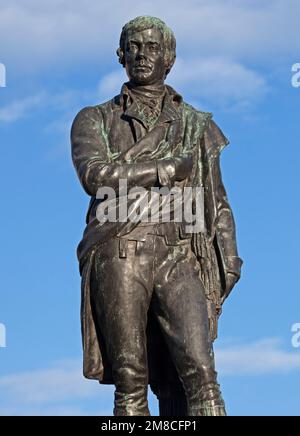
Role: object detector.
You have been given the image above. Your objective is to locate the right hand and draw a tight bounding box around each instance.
[122,125,168,162]
[174,155,194,181]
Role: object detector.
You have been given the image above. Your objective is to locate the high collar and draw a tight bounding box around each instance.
[119,82,183,127]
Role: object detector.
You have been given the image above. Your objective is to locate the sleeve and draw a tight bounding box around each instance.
[71,106,159,196]
[213,153,243,278]
[205,120,243,279]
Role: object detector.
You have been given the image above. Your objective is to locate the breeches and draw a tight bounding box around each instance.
[90,233,223,416]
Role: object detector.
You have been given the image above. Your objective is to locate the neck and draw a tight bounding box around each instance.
[129,80,165,90]
[127,81,166,100]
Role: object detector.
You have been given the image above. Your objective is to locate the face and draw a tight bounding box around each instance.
[124,28,167,86]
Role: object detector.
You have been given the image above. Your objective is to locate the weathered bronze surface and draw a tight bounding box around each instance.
[71,16,242,416]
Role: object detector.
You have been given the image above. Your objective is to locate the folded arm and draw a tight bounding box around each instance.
[71,106,192,196]
[71,107,161,196]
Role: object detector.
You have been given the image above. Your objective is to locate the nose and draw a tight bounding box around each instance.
[136,45,146,59]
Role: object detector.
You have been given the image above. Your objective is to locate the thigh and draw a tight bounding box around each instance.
[90,238,152,362]
[152,240,213,369]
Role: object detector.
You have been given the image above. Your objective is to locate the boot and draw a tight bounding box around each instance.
[113,389,150,416]
[198,399,227,416]
[188,384,227,416]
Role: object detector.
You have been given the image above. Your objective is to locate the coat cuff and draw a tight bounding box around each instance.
[225,256,243,278]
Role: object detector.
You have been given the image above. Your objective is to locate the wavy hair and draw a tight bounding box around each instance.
[117,16,176,76]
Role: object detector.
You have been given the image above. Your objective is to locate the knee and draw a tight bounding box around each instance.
[113,364,148,393]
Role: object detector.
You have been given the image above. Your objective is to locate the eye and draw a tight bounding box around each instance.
[148,43,159,52]
[127,42,138,52]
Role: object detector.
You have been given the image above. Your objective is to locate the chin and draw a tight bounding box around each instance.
[132,75,152,85]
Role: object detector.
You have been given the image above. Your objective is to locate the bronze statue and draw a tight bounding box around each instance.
[71,16,242,416]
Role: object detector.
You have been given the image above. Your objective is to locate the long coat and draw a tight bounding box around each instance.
[71,83,242,383]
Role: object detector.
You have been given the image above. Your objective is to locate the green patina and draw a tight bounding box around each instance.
[121,15,175,49]
[99,119,120,162]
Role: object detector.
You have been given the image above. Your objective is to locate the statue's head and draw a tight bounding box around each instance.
[117,16,176,86]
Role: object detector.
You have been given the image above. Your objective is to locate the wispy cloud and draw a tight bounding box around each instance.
[0,359,113,416]
[0,92,46,122]
[0,338,299,415]
[168,57,267,109]
[0,89,90,124]
[216,338,300,376]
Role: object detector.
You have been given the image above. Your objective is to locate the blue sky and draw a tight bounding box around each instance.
[0,0,300,416]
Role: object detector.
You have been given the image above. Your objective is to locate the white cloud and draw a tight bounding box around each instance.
[0,0,299,72]
[0,92,46,122]
[0,89,90,124]
[0,359,114,416]
[169,57,267,108]
[0,360,97,403]
[215,338,300,376]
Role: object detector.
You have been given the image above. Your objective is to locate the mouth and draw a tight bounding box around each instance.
[134,64,152,72]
